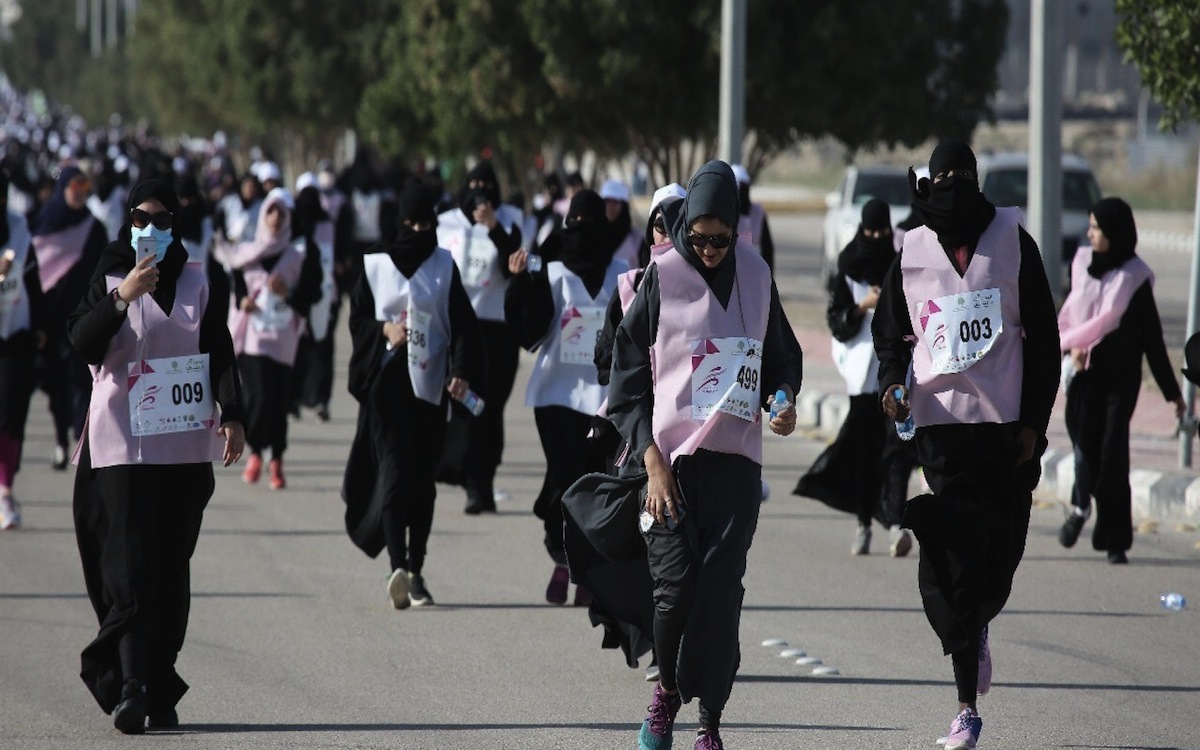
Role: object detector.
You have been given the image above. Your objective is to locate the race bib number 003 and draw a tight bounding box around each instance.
[917,287,1003,375]
[690,336,762,423]
[128,354,216,436]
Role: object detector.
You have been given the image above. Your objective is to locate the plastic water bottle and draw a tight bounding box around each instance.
[770,389,790,420]
[1160,592,1187,611]
[893,387,915,441]
[526,251,543,274]
[457,390,486,417]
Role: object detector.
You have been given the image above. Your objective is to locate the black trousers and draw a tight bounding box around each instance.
[1065,373,1138,553]
[533,406,594,564]
[292,304,338,410]
[239,354,292,458]
[42,335,91,449]
[643,450,760,713]
[375,392,445,575]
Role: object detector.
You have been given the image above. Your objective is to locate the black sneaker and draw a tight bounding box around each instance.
[1107,550,1128,565]
[316,404,331,422]
[1058,510,1087,548]
[113,681,146,735]
[408,574,435,607]
[147,708,179,729]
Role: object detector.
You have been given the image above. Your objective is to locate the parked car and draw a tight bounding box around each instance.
[823,166,912,275]
[976,151,1103,263]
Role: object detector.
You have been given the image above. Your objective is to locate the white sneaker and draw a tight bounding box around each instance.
[493,489,511,504]
[759,479,770,502]
[852,524,871,555]
[888,526,913,557]
[387,568,411,610]
[0,494,21,530]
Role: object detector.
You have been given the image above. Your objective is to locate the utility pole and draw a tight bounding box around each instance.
[1029,0,1064,301]
[718,0,746,165]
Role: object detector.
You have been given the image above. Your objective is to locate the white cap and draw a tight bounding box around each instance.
[295,171,317,192]
[598,179,629,203]
[731,164,751,186]
[266,186,294,210]
[254,161,282,184]
[649,183,687,215]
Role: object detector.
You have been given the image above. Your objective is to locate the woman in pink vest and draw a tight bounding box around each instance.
[224,190,306,489]
[599,179,646,270]
[730,164,774,272]
[608,161,800,750]
[873,140,1060,750]
[67,178,245,734]
[1057,198,1183,562]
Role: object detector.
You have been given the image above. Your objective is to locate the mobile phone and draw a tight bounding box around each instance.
[135,236,157,265]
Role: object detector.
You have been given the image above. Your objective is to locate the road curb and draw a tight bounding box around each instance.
[796,387,1200,525]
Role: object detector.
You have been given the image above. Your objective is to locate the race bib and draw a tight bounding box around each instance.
[690,337,763,423]
[251,287,292,332]
[128,354,216,436]
[559,306,604,365]
[460,234,495,288]
[918,287,1003,375]
[406,306,432,368]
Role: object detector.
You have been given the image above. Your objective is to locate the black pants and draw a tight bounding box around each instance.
[239,354,292,458]
[376,393,445,575]
[643,450,760,713]
[533,406,594,564]
[1065,373,1138,553]
[292,305,338,409]
[42,336,91,449]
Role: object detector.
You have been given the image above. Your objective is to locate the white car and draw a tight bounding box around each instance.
[823,166,913,275]
[975,151,1102,263]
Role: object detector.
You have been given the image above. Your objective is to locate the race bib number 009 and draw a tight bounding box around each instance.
[917,287,1003,375]
[128,354,216,436]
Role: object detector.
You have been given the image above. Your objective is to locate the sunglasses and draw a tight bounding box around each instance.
[652,218,667,234]
[130,208,173,231]
[687,232,733,250]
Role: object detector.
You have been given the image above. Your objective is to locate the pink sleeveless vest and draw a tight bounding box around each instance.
[228,246,305,365]
[650,246,771,466]
[77,266,224,468]
[901,207,1024,427]
[1057,246,1153,366]
[743,204,766,252]
[32,216,96,291]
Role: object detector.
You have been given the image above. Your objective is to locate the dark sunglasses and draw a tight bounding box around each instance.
[130,208,173,231]
[687,232,733,250]
[652,218,667,234]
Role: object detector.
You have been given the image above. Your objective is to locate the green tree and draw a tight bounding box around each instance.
[1115,1,1200,132]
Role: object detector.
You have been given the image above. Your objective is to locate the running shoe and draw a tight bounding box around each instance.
[113,680,147,735]
[546,564,569,605]
[268,458,286,490]
[943,707,982,750]
[693,729,724,749]
[52,444,68,471]
[242,454,263,484]
[637,682,681,750]
[0,494,21,530]
[1059,506,1088,548]
[387,568,411,610]
[1107,550,1128,564]
[760,479,770,502]
[645,660,661,682]
[888,525,913,557]
[408,573,435,607]
[146,708,179,729]
[977,625,992,695]
[852,524,871,555]
[573,584,592,607]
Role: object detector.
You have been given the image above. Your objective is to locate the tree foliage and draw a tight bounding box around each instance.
[1115,1,1200,131]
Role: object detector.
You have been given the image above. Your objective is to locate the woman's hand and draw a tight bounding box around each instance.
[117,254,159,303]
[881,384,909,421]
[1071,348,1087,372]
[219,421,246,467]
[473,201,498,230]
[383,321,408,347]
[240,296,259,312]
[769,385,797,436]
[267,273,288,296]
[446,377,469,401]
[508,249,529,274]
[643,443,682,527]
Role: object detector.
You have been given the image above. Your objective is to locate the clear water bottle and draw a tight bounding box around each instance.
[526,251,543,274]
[770,389,790,420]
[893,387,915,441]
[1160,592,1187,611]
[457,389,486,417]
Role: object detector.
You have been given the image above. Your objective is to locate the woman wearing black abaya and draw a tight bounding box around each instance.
[505,190,627,604]
[795,199,916,557]
[32,166,108,468]
[69,178,245,734]
[291,184,339,420]
[343,181,482,609]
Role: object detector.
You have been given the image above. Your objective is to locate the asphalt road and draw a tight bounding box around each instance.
[1,212,1197,749]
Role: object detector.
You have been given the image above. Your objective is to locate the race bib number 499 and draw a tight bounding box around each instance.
[128,354,216,436]
[690,336,762,423]
[917,287,1003,375]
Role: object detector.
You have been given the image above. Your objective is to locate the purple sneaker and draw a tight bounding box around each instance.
[637,683,681,750]
[944,707,982,750]
[693,729,724,749]
[545,564,569,605]
[977,625,992,696]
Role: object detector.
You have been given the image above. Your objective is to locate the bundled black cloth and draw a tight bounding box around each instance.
[907,139,996,252]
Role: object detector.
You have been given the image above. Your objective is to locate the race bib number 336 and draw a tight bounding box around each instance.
[128,354,216,436]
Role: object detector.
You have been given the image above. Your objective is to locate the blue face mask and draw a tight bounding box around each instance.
[130,224,174,263]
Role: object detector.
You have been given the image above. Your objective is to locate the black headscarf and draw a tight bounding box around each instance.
[172,170,207,243]
[91,178,187,312]
[0,169,10,246]
[606,199,634,255]
[293,186,329,240]
[457,162,501,220]
[386,180,438,278]
[666,160,740,286]
[33,166,93,235]
[837,198,896,285]
[1088,196,1138,278]
[908,139,995,249]
[558,189,612,293]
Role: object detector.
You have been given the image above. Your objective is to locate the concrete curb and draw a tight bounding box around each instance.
[796,387,1200,526]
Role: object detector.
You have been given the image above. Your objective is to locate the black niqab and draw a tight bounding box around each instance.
[837,198,896,285]
[385,181,438,278]
[457,162,501,220]
[293,186,329,239]
[559,189,611,295]
[909,139,995,249]
[1087,197,1138,278]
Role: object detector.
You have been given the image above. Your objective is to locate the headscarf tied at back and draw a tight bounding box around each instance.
[386,180,438,278]
[837,198,896,286]
[1087,196,1138,278]
[33,165,94,235]
[908,138,995,249]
